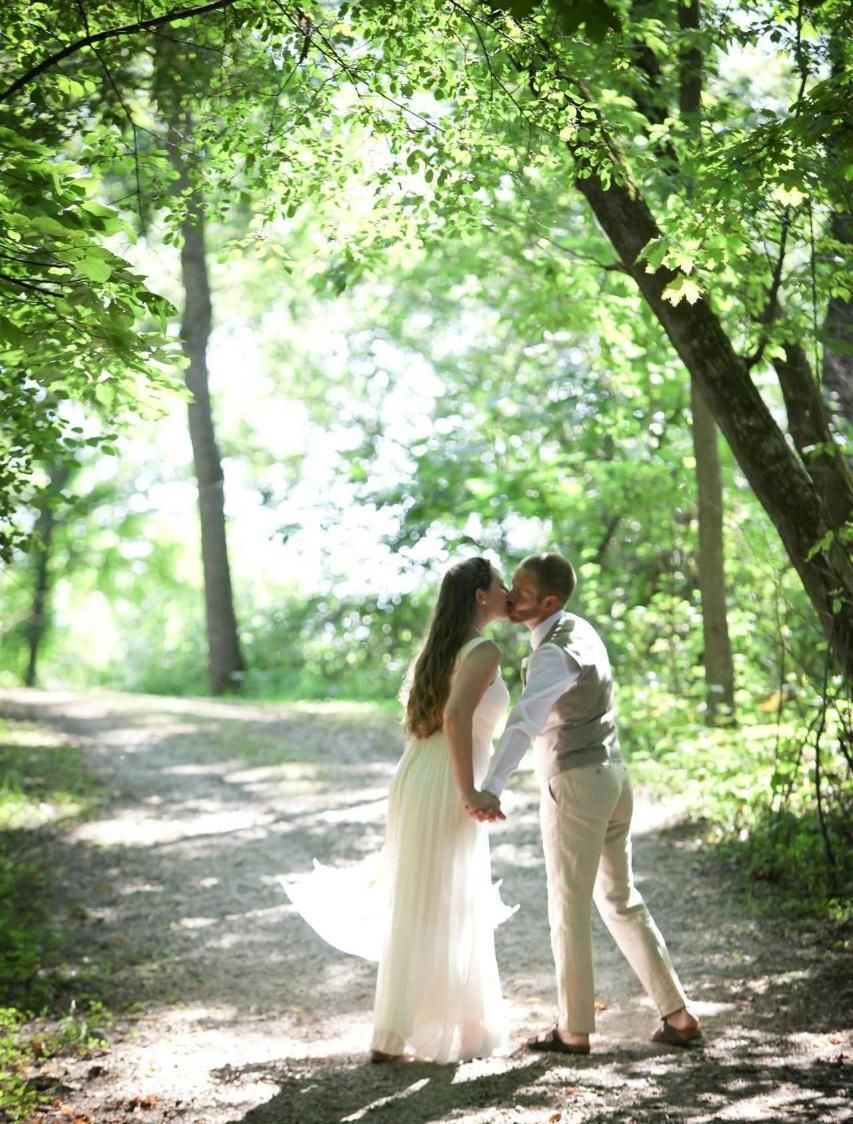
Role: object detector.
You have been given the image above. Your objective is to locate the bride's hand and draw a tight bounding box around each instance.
[464,789,505,822]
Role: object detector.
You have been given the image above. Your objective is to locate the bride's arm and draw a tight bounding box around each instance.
[443,641,501,804]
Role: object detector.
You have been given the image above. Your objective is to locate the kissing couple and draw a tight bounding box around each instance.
[286,552,701,1063]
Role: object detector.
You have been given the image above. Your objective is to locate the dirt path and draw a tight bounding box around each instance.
[1,688,850,1124]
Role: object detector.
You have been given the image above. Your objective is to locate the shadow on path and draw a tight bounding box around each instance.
[0,689,850,1124]
[225,1040,850,1124]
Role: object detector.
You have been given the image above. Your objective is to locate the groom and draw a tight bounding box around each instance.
[466,553,701,1053]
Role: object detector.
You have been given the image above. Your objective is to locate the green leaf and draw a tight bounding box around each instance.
[805,529,834,561]
[77,257,113,282]
[662,276,702,306]
[94,382,117,408]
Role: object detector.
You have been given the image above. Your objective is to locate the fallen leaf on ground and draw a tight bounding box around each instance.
[127,1094,160,1109]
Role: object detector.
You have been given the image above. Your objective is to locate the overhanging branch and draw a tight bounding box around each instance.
[0,0,240,102]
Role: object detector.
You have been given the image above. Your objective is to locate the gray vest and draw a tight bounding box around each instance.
[533,612,622,781]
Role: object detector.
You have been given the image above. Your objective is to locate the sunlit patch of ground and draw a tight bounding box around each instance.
[0,687,850,1124]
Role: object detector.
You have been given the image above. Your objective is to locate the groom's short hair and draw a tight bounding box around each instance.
[521,553,576,605]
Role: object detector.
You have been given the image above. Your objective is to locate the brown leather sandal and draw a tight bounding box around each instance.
[526,1026,591,1055]
[651,1019,702,1047]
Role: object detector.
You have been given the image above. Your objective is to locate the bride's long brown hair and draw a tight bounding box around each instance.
[404,556,494,739]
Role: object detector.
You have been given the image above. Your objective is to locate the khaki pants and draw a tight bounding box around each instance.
[539,759,687,1034]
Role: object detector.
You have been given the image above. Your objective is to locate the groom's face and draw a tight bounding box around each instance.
[507,567,556,626]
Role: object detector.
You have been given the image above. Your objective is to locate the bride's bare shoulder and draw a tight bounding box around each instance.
[460,638,501,666]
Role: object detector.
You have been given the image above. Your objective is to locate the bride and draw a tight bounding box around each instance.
[285,556,514,1064]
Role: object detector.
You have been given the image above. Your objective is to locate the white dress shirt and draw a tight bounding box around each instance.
[482,610,580,796]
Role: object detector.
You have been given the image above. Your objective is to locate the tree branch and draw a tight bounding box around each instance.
[0,0,240,102]
[746,210,791,370]
[491,208,626,273]
[772,341,853,528]
[0,250,66,269]
[0,272,62,295]
[594,513,621,563]
[678,0,701,121]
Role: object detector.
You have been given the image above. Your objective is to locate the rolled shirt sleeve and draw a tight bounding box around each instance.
[482,643,580,796]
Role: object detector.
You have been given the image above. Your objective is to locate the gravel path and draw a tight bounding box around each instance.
[0,687,850,1124]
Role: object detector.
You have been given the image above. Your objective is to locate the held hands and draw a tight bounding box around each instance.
[464,788,505,822]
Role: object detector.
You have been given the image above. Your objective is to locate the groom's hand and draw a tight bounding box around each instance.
[464,788,505,822]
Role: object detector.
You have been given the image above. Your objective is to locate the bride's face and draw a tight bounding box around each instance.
[479,569,510,621]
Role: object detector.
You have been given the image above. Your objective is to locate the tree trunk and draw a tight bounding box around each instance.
[161,90,244,696]
[823,32,853,428]
[24,462,70,687]
[177,197,245,695]
[155,35,245,696]
[691,379,735,719]
[572,167,853,675]
[823,212,853,426]
[679,0,735,720]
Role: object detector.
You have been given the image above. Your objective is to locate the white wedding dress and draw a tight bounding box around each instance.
[284,636,514,1064]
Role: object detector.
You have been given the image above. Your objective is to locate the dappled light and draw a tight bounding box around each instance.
[0,690,849,1120]
[1,0,851,1119]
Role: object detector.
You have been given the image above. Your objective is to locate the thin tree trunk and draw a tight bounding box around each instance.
[24,463,70,687]
[178,195,245,695]
[691,379,735,718]
[823,34,853,428]
[154,32,244,696]
[823,212,853,426]
[679,0,735,721]
[161,88,245,696]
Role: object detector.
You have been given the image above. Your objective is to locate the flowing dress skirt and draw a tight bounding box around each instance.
[370,728,510,1063]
